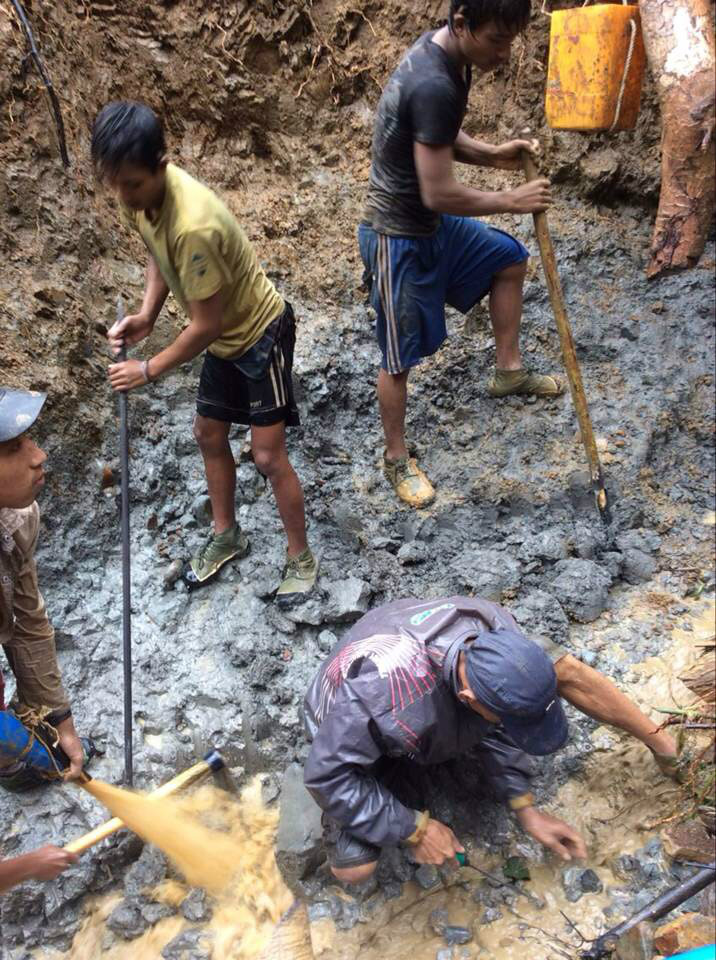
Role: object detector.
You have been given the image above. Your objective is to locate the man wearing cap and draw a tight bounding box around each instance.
[0,388,95,791]
[303,596,678,882]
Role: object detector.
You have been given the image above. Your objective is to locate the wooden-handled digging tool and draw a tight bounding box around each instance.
[64,750,226,855]
[521,150,611,522]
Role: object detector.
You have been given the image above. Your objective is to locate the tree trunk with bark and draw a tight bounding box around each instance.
[638,0,715,278]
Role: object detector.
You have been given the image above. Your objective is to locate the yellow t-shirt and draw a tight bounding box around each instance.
[120,164,284,359]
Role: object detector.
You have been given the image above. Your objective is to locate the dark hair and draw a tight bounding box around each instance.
[448,0,531,33]
[91,101,166,179]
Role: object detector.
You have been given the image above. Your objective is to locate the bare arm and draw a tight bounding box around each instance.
[414,141,552,217]
[453,130,498,166]
[0,847,77,894]
[554,654,676,756]
[108,289,224,391]
[138,254,170,325]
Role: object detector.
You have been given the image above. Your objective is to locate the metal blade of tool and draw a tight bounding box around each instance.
[116,296,133,785]
[521,150,611,522]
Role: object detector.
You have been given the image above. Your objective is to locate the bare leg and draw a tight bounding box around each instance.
[251,421,307,558]
[377,368,410,461]
[331,862,378,884]
[489,260,527,371]
[555,655,677,755]
[193,415,235,535]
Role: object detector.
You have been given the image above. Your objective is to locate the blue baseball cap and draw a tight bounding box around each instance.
[0,388,46,443]
[463,627,569,756]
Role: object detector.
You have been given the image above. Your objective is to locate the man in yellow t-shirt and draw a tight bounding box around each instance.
[93,101,317,601]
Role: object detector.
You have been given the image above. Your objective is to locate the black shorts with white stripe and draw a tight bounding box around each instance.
[196,302,300,428]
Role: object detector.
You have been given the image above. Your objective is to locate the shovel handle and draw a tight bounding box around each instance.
[520,151,609,517]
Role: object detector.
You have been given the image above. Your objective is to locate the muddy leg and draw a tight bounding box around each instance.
[377,368,410,461]
[250,421,308,558]
[193,415,235,534]
[489,259,526,371]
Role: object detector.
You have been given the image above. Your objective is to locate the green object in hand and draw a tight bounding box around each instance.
[503,855,531,882]
[456,852,468,867]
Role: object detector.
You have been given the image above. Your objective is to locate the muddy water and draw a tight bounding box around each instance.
[35,780,294,960]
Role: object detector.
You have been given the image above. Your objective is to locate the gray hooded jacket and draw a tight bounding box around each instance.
[303,596,534,848]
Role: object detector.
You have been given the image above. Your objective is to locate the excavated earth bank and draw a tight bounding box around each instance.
[0,1,714,957]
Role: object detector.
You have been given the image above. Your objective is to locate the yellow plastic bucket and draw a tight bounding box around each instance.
[545,1,646,131]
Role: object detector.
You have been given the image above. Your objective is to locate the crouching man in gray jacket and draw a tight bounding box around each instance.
[303,596,677,884]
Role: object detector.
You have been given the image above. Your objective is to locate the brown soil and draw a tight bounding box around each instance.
[0,0,662,454]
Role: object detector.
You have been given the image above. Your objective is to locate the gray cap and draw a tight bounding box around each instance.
[0,388,47,442]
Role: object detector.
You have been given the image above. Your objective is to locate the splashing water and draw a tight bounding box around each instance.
[58,778,298,959]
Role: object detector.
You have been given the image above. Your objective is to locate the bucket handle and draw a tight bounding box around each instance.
[541,0,630,15]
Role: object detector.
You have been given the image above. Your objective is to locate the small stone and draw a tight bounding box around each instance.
[161,929,212,960]
[398,541,428,565]
[482,906,502,924]
[580,869,602,894]
[274,764,324,892]
[415,864,440,889]
[180,887,211,922]
[324,577,372,622]
[429,907,449,936]
[662,819,714,864]
[562,867,585,903]
[106,900,149,940]
[140,901,175,925]
[190,494,212,524]
[317,629,337,652]
[443,925,472,945]
[654,912,714,955]
[163,559,183,586]
[124,847,167,898]
[551,559,612,623]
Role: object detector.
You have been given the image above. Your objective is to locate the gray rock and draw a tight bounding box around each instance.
[275,763,324,891]
[415,864,440,889]
[454,548,522,600]
[124,846,168,898]
[444,924,472,945]
[482,906,502,923]
[562,866,585,903]
[317,629,338,652]
[510,589,570,646]
[190,494,212,524]
[621,548,657,585]
[106,899,149,940]
[163,558,183,586]
[518,530,569,563]
[180,887,211,922]
[551,559,612,622]
[324,577,372,622]
[398,541,428,565]
[161,929,212,960]
[140,901,176,925]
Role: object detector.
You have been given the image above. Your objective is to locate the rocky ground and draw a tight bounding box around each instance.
[0,1,714,958]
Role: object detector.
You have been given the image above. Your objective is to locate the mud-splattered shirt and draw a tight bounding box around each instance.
[120,164,284,360]
[363,31,472,236]
[0,503,69,717]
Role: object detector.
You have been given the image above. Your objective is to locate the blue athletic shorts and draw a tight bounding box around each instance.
[358,215,529,374]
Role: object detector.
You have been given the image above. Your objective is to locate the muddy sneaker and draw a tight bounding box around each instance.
[383,454,435,508]
[487,368,563,398]
[275,547,318,605]
[183,523,250,590]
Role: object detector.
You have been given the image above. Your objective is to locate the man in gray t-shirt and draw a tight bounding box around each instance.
[359,1,562,508]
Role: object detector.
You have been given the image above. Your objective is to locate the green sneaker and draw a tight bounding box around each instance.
[487,368,563,398]
[383,454,435,508]
[183,523,250,590]
[275,547,318,604]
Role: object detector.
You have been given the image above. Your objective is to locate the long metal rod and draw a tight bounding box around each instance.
[521,151,610,522]
[581,862,716,958]
[117,297,133,786]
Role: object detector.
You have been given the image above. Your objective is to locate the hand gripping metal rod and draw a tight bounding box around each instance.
[116,296,133,786]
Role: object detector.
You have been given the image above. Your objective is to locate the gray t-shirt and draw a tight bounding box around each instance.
[363,31,471,236]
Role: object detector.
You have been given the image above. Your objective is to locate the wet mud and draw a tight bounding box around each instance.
[0,0,715,957]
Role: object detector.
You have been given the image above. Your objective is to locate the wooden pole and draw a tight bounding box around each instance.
[521,151,610,520]
[64,757,215,855]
